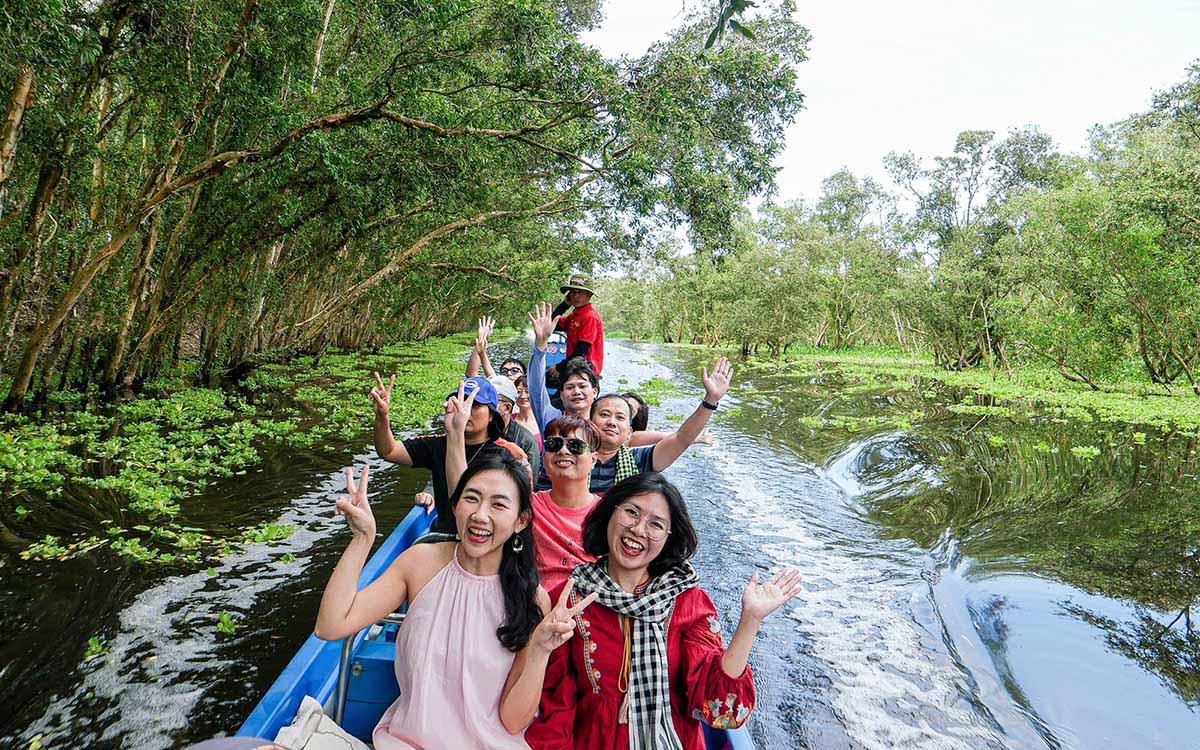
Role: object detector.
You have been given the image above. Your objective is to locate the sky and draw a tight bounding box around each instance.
[582,0,1200,203]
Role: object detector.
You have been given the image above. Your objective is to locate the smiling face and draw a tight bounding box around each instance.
[454,468,528,559]
[544,427,596,482]
[516,382,532,411]
[606,491,671,573]
[591,396,632,451]
[560,373,596,417]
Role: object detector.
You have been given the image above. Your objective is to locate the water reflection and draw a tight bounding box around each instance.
[723,355,1200,748]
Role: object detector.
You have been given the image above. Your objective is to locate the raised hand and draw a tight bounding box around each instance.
[527,301,561,350]
[443,379,478,436]
[741,568,802,623]
[477,316,496,343]
[370,371,394,419]
[529,579,598,655]
[414,491,434,515]
[701,356,734,404]
[334,465,376,539]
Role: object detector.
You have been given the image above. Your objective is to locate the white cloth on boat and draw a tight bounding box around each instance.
[373,548,530,749]
[274,695,368,750]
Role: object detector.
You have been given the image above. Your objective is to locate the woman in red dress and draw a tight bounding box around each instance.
[522,472,802,750]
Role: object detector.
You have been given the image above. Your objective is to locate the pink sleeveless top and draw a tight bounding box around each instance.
[373,548,530,750]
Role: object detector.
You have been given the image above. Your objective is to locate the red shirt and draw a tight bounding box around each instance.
[559,303,604,374]
[531,490,600,592]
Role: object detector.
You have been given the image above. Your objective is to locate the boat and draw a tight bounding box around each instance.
[239,505,756,749]
[544,330,568,398]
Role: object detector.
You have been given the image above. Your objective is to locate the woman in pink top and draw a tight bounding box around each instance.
[314,452,595,748]
[531,415,604,591]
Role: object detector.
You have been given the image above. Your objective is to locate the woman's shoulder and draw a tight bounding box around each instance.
[673,585,718,619]
[394,540,456,578]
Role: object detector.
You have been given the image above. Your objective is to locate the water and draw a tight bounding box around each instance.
[2,340,1198,749]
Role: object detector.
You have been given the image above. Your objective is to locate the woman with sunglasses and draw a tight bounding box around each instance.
[525,472,802,750]
[530,415,602,591]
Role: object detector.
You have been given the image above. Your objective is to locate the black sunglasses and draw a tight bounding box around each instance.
[544,436,590,455]
[498,366,523,376]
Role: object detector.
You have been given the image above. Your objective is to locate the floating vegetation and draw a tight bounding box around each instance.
[634,376,684,406]
[217,612,239,636]
[83,636,109,662]
[4,333,476,568]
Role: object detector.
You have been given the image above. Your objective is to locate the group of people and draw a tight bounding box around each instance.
[314,276,800,750]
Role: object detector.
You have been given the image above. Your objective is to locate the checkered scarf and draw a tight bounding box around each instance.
[571,558,700,750]
[614,444,640,485]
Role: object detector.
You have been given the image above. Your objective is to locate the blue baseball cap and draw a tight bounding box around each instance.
[448,376,499,411]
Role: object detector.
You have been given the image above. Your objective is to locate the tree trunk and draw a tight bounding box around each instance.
[89,78,114,223]
[3,218,142,411]
[102,216,160,393]
[310,0,337,91]
[0,63,34,212]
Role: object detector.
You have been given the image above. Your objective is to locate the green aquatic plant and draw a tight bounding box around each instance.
[217,612,239,636]
[1070,445,1102,461]
[7,334,475,568]
[242,523,295,544]
[83,636,109,662]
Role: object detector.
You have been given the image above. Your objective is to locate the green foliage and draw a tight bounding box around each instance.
[0,0,809,410]
[216,612,239,636]
[4,332,474,567]
[83,636,109,662]
[602,60,1200,394]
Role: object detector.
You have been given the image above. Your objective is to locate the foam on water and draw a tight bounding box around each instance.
[705,436,1008,750]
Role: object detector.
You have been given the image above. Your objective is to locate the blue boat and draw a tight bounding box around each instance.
[239,505,755,749]
[544,330,569,397]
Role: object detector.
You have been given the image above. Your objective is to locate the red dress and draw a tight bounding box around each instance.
[526,582,755,750]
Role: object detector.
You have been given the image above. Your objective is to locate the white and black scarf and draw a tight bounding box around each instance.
[571,558,700,750]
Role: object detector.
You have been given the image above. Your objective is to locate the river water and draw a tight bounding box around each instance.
[2,339,1198,749]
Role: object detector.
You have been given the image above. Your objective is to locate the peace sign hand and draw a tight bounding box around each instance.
[528,302,561,350]
[370,372,394,419]
[335,465,376,539]
[444,380,478,436]
[530,579,598,655]
[701,356,734,404]
[741,568,802,624]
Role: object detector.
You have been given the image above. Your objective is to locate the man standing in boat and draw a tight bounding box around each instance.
[547,273,605,383]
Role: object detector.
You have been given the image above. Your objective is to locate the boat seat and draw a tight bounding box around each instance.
[336,614,404,740]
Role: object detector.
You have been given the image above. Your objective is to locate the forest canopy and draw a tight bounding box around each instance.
[598,60,1200,395]
[0,0,808,410]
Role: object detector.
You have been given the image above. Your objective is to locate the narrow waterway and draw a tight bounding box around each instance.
[2,339,1198,749]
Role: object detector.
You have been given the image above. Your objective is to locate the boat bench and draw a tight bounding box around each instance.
[337,620,403,739]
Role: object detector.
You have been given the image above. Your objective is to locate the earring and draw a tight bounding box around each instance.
[511,535,525,553]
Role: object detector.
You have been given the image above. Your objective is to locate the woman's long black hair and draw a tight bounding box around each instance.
[622,391,649,432]
[447,450,540,652]
[581,471,699,578]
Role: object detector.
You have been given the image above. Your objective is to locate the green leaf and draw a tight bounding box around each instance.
[728,19,755,39]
